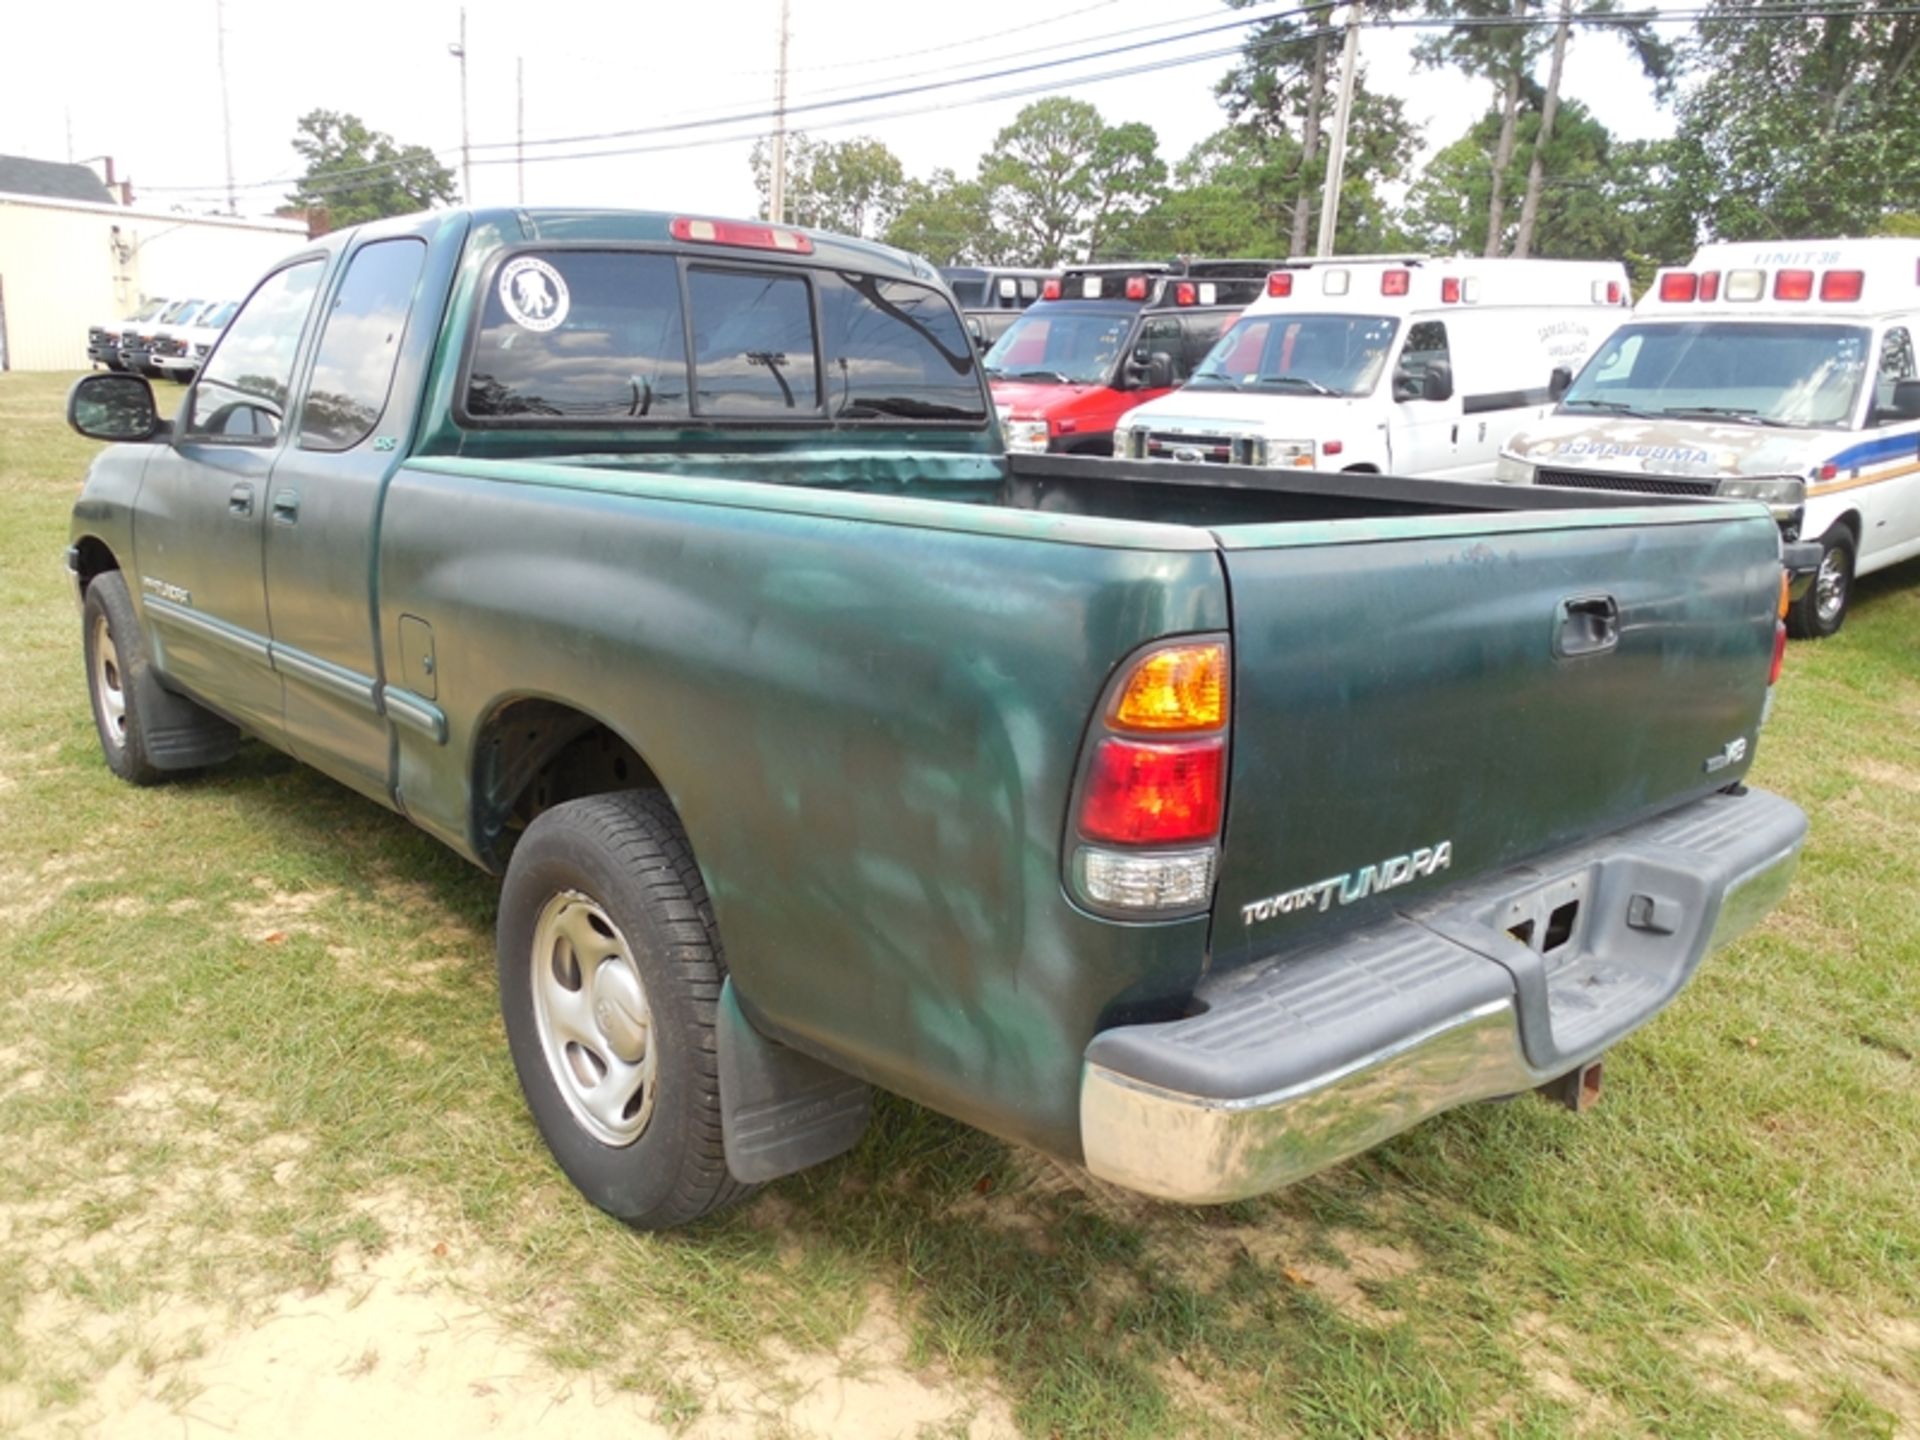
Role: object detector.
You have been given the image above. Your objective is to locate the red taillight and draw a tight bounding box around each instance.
[1659,271,1698,302]
[1041,278,1061,300]
[1267,271,1293,298]
[1441,277,1460,304]
[1125,275,1148,300]
[1774,269,1814,301]
[1608,280,1623,305]
[1174,282,1197,306]
[1769,622,1787,686]
[1079,738,1224,845]
[1699,271,1721,301]
[669,216,813,253]
[1381,269,1410,296]
[1821,269,1864,302]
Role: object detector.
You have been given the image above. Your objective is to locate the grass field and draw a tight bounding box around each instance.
[1,368,1917,1438]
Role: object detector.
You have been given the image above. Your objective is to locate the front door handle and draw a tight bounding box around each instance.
[1555,595,1619,658]
[228,482,254,517]
[271,488,300,524]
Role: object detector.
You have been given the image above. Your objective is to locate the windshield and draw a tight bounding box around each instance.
[159,299,205,325]
[982,303,1135,385]
[128,298,167,323]
[198,302,239,329]
[1561,320,1871,429]
[1187,313,1398,397]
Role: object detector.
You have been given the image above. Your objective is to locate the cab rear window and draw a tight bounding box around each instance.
[463,249,984,425]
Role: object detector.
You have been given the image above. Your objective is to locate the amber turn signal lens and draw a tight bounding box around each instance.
[1113,643,1228,732]
[1778,571,1791,621]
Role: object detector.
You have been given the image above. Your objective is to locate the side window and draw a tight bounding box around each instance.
[687,268,819,415]
[1180,313,1233,375]
[1399,321,1450,379]
[1137,316,1186,379]
[300,238,428,450]
[1873,327,1915,421]
[186,260,324,441]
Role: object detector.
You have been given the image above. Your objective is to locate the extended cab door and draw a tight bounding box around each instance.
[263,232,438,804]
[131,258,327,738]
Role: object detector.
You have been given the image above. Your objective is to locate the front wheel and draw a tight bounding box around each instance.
[497,790,753,1228]
[83,572,165,784]
[1787,526,1855,639]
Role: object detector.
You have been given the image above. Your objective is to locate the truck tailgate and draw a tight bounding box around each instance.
[1209,505,1783,969]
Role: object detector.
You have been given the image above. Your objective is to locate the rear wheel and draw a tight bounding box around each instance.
[1787,526,1855,639]
[82,572,164,784]
[497,790,753,1228]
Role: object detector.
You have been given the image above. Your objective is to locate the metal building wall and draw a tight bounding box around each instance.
[0,194,305,371]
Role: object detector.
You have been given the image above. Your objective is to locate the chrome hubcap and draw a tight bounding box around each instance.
[1815,547,1849,623]
[530,891,657,1147]
[91,614,127,751]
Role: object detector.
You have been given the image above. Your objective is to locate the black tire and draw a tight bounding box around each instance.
[497,790,754,1228]
[1787,525,1856,639]
[82,572,166,785]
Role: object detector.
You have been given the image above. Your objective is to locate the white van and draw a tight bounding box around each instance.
[1497,238,1920,637]
[1112,255,1629,479]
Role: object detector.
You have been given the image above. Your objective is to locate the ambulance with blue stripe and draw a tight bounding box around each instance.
[1496,238,1920,637]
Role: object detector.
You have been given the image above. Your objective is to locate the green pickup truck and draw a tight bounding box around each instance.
[65,208,1808,1229]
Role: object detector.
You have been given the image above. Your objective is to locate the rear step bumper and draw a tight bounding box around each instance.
[1080,787,1806,1203]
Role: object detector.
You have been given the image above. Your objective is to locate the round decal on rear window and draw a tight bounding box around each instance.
[498,256,570,332]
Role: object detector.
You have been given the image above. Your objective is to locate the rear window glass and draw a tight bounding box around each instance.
[688,267,819,415]
[818,272,982,420]
[467,252,690,420]
[464,249,984,426]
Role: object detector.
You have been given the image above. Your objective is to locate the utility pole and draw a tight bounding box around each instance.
[449,7,472,204]
[216,0,237,214]
[769,0,790,224]
[1315,1,1362,258]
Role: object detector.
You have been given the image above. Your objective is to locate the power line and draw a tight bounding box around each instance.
[141,1,1325,196]
[145,1,1915,206]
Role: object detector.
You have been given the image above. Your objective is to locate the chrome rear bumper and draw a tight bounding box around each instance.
[1080,787,1806,1204]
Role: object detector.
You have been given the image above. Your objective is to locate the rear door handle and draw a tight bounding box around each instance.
[271,488,300,524]
[1555,595,1619,658]
[228,482,253,517]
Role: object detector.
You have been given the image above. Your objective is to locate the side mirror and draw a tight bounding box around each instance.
[1126,352,1175,390]
[1548,365,1573,401]
[1421,362,1453,403]
[67,373,164,442]
[1891,378,1920,419]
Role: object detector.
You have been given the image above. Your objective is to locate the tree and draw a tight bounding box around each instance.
[1512,0,1674,256]
[286,110,457,225]
[883,170,1003,264]
[1219,0,1418,254]
[752,133,907,239]
[1402,97,1690,284]
[1669,0,1920,241]
[976,98,1166,265]
[1415,0,1548,257]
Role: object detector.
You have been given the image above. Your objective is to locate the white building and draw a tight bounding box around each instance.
[0,156,307,371]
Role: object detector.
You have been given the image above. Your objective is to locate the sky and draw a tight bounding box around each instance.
[2,0,1677,223]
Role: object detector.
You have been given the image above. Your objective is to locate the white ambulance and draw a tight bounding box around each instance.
[1112,255,1629,480]
[1497,238,1920,637]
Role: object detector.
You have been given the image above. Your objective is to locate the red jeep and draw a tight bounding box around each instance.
[986,262,1270,455]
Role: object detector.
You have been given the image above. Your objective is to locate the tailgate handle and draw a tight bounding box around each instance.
[1556,595,1619,658]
